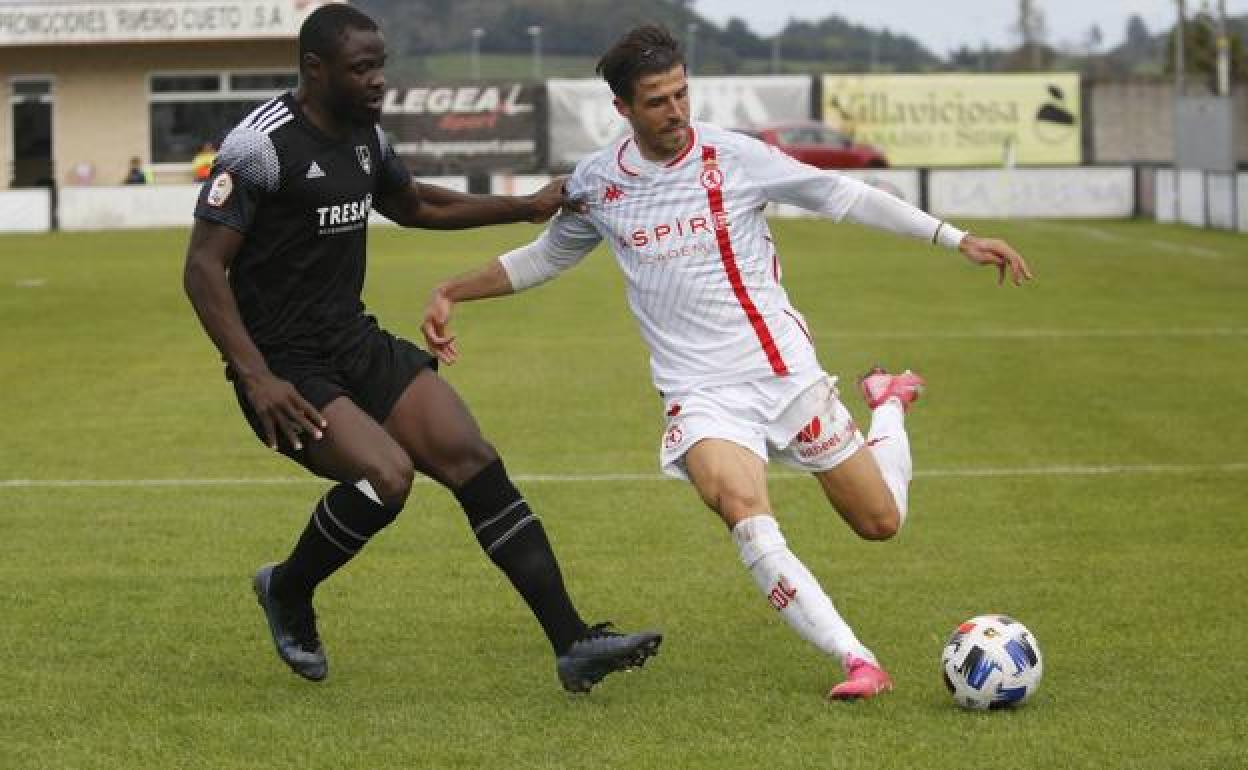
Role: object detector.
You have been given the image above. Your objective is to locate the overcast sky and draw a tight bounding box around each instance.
[695,0,1248,55]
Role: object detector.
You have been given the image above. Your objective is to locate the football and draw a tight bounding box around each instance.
[941,614,1043,710]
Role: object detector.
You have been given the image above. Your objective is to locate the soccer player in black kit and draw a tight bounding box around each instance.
[183,4,660,692]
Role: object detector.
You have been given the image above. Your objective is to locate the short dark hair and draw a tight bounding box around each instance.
[299,4,378,65]
[595,25,685,103]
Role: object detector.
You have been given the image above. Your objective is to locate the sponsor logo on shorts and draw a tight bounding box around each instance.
[663,424,684,450]
[794,415,853,459]
[666,403,681,417]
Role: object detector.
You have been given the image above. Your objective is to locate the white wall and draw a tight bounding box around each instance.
[0,189,52,233]
[54,178,468,231]
[1206,174,1236,231]
[1239,173,1248,233]
[490,173,553,197]
[929,168,1135,219]
[60,185,201,231]
[1176,170,1206,227]
[1154,170,1177,224]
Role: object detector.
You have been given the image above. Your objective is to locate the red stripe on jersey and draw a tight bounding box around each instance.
[702,144,788,376]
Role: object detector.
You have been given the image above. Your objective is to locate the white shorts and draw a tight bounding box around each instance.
[659,373,865,480]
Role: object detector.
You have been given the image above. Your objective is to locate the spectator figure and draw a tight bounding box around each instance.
[191,141,217,181]
[124,156,148,185]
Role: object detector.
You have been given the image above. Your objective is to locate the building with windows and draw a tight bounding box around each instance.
[1,0,335,190]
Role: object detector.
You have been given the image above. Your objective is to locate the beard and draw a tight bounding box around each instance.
[353,104,383,126]
[330,89,381,127]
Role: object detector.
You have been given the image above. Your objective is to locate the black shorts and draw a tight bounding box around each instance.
[230,325,436,454]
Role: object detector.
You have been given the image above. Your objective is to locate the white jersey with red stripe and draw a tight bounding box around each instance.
[531,121,870,395]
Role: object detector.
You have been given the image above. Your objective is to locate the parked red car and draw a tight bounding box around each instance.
[740,122,889,169]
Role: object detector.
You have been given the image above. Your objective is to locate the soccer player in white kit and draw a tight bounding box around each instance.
[421,25,1033,700]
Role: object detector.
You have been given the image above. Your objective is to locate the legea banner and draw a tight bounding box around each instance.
[821,73,1082,167]
[548,76,811,170]
[380,82,543,173]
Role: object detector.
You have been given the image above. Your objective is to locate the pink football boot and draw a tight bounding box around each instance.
[859,366,925,412]
[827,655,894,701]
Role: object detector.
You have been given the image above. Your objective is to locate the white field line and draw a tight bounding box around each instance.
[822,328,1245,339]
[2,463,1245,489]
[1021,221,1226,259]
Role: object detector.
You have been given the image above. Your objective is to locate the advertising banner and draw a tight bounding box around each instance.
[928,168,1133,219]
[380,82,543,174]
[0,0,330,45]
[821,73,1082,167]
[548,76,811,170]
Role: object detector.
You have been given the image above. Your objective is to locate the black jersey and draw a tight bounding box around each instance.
[194,92,410,354]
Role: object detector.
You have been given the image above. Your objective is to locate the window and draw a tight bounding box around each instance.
[148,71,297,164]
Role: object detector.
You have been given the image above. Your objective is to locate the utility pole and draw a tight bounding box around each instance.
[470,27,484,80]
[1017,0,1045,70]
[1215,0,1230,96]
[527,25,543,80]
[1175,0,1185,96]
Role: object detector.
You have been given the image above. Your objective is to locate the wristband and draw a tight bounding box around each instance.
[932,221,967,250]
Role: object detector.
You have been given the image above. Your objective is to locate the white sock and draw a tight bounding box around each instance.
[732,514,875,666]
[866,399,912,526]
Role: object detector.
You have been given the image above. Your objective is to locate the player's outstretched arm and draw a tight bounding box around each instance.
[422,260,517,365]
[183,220,326,450]
[421,222,596,365]
[843,184,1034,286]
[377,176,570,229]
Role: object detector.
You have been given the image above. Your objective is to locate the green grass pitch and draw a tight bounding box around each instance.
[1,218,1245,769]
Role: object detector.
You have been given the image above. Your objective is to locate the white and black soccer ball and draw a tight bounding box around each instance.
[941,614,1043,710]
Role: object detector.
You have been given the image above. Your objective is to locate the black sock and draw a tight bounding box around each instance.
[272,483,400,600]
[455,458,587,655]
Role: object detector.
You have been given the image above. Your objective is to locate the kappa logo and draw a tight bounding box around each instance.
[355,145,371,174]
[602,183,624,203]
[305,161,326,180]
[796,417,822,444]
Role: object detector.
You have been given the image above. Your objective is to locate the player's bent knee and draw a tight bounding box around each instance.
[435,439,498,489]
[365,456,415,509]
[851,506,901,541]
[711,487,768,520]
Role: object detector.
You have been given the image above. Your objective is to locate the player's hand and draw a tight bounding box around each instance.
[242,372,326,452]
[421,287,460,366]
[525,176,584,223]
[959,235,1033,286]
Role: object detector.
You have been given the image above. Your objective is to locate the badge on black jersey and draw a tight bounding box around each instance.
[355,145,371,174]
[206,172,233,207]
